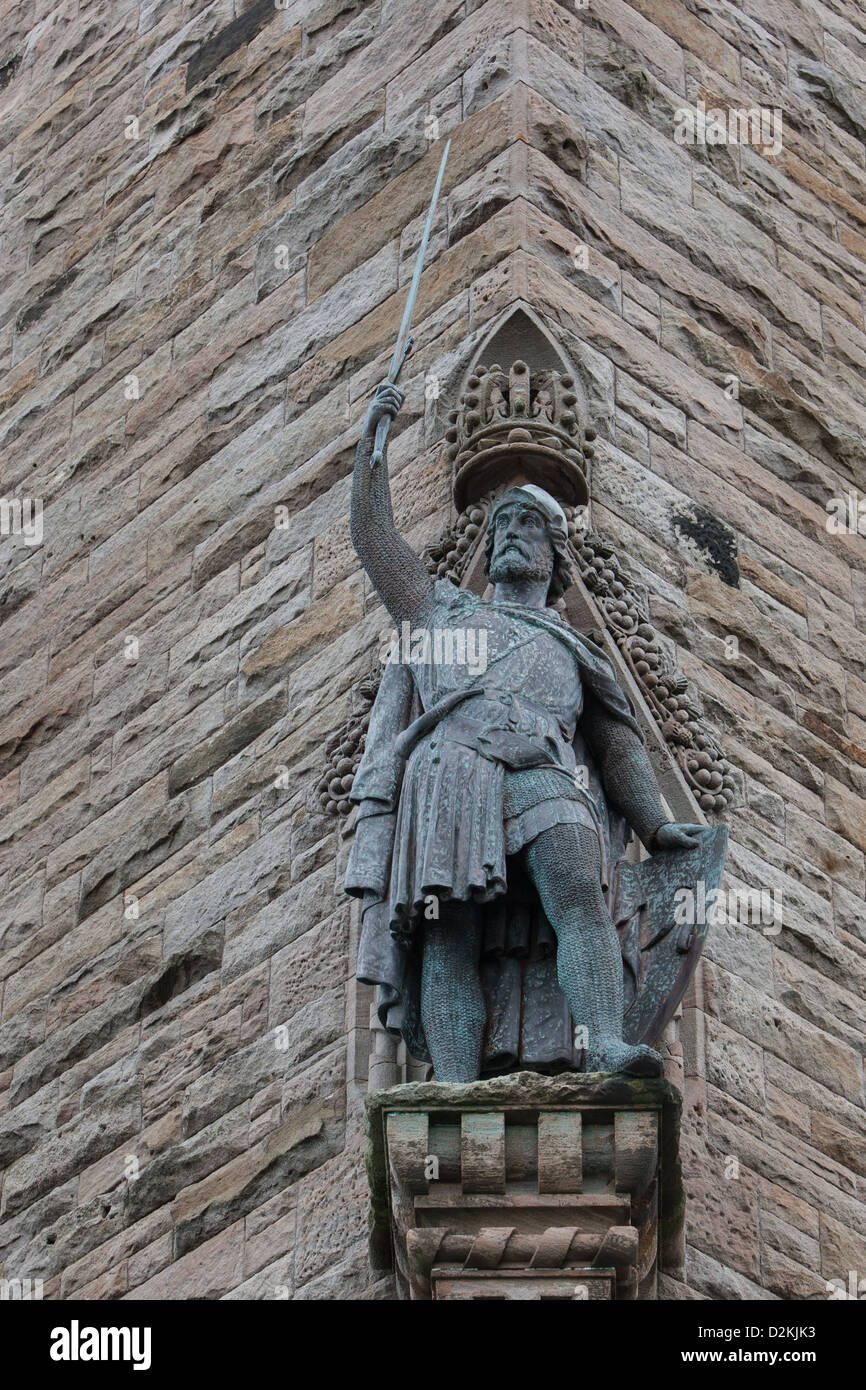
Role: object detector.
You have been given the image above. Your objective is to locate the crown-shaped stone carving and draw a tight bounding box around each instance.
[445,360,594,511]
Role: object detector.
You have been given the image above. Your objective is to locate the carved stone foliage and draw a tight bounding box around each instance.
[569,523,737,817]
[425,494,495,583]
[313,672,379,818]
[315,501,736,818]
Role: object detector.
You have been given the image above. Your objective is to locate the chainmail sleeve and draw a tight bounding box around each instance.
[581,694,670,850]
[350,426,435,627]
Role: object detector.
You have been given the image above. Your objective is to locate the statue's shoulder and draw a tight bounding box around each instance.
[431,577,481,614]
[543,610,621,682]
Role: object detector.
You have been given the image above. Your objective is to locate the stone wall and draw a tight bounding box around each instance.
[0,0,864,1300]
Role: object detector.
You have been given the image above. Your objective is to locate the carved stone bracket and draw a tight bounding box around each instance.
[365,1073,684,1301]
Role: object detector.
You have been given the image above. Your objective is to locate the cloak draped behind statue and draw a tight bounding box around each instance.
[345,585,727,1075]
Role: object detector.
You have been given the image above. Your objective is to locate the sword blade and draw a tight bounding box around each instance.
[386,137,450,384]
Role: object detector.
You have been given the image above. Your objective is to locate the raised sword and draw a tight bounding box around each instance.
[370,137,450,467]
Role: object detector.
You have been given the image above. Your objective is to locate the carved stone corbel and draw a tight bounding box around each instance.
[366,1072,684,1301]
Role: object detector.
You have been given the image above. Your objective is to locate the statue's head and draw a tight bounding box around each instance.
[484,485,575,602]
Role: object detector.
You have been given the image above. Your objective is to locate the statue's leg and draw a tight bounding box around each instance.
[523,823,663,1077]
[421,902,486,1083]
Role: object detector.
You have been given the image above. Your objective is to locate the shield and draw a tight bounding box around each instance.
[613,825,729,1045]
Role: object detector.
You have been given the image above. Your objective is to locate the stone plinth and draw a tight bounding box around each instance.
[366,1072,684,1301]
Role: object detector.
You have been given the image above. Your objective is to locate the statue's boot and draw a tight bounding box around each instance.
[586,1036,664,1078]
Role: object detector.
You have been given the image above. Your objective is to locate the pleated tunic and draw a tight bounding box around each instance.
[387,581,607,937]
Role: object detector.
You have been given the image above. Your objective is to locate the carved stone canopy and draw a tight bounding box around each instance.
[446,359,593,512]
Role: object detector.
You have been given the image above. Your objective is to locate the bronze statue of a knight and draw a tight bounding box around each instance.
[345,364,727,1084]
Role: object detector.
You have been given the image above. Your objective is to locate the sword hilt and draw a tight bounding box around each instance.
[370,413,391,470]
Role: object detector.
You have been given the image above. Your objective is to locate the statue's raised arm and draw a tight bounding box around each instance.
[350,384,435,627]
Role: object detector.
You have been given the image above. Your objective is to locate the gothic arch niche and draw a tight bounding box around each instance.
[434,302,606,496]
[431,304,735,824]
[473,303,575,376]
[439,304,617,494]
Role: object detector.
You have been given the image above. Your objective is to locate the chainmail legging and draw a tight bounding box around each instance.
[523,822,624,1044]
[420,824,635,1081]
[420,901,485,1083]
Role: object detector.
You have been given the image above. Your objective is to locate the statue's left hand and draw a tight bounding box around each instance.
[652,822,707,852]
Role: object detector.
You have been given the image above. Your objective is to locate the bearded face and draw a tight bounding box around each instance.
[488,500,555,589]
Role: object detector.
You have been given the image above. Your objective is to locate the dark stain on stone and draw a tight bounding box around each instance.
[186,0,279,92]
[15,264,81,335]
[672,504,739,587]
[139,945,221,1018]
[0,53,21,89]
